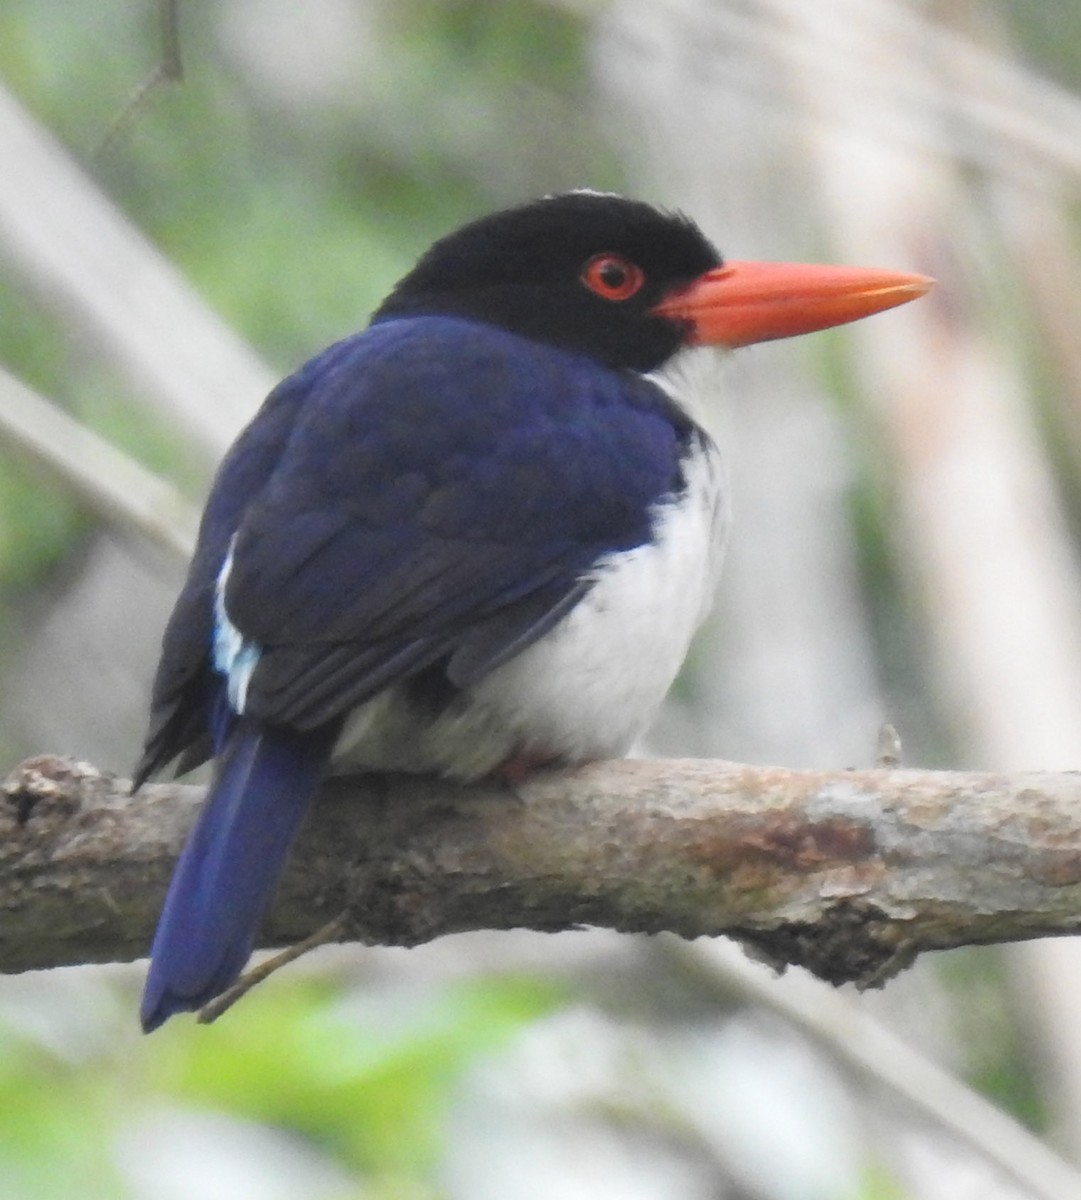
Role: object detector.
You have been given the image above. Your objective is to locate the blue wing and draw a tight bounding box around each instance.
[227,318,696,728]
[138,316,696,775]
[137,316,696,1027]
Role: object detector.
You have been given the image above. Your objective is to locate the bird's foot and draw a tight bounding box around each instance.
[497,750,559,788]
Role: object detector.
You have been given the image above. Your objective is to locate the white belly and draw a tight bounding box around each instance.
[334,433,729,779]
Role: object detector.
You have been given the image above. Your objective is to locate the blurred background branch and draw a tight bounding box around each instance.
[0,365,197,559]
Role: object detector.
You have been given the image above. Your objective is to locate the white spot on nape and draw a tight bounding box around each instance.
[213,541,262,714]
[545,187,624,202]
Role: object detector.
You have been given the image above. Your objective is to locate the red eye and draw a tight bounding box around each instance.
[581,253,645,301]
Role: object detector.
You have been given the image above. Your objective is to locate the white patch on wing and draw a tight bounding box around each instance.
[213,541,262,714]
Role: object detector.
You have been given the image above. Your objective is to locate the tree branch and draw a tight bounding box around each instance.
[4,753,1081,979]
[0,365,199,560]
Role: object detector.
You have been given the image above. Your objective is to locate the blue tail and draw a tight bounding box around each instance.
[140,720,336,1032]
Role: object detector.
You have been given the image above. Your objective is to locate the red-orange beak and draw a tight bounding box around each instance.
[652,260,934,348]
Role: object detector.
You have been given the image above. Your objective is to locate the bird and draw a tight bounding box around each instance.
[136,191,932,1031]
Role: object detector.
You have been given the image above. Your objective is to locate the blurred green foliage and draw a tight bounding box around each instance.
[0,970,562,1198]
[0,1021,127,1199]
[151,975,561,1179]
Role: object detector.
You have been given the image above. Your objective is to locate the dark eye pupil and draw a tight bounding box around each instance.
[600,261,627,289]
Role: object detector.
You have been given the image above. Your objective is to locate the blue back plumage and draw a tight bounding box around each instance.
[138,315,700,1029]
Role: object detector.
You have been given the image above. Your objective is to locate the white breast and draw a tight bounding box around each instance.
[335,429,729,780]
[471,435,727,751]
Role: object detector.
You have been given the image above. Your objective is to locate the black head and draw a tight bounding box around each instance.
[372,192,722,372]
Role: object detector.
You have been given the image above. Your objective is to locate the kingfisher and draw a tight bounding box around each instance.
[136,192,931,1030]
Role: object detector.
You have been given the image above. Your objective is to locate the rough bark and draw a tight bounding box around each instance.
[3,753,1081,980]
